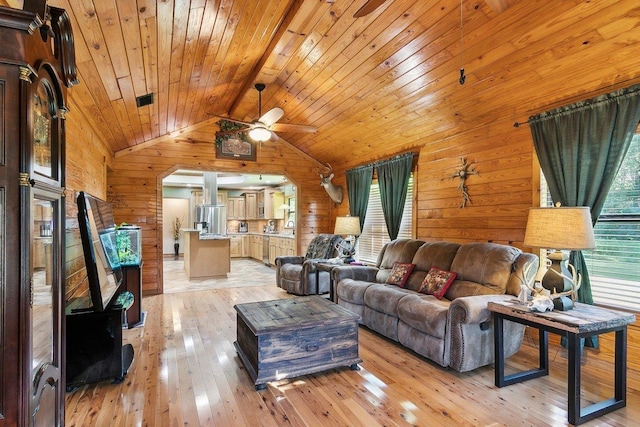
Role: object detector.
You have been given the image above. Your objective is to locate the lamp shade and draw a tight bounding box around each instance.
[334,216,361,236]
[524,206,595,250]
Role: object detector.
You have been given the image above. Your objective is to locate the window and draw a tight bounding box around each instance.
[356,175,413,264]
[541,134,640,311]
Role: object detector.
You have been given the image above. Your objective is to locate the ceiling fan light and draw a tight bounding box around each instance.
[249,126,271,142]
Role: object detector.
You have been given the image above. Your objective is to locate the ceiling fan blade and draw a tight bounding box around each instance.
[259,107,284,127]
[353,0,388,18]
[270,122,317,134]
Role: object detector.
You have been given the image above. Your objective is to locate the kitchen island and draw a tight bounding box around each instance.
[183,230,231,278]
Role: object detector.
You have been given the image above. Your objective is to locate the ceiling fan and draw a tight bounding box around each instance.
[217,83,317,142]
[353,0,389,18]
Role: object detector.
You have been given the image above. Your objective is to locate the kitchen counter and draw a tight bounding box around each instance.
[183,230,230,278]
[227,232,295,239]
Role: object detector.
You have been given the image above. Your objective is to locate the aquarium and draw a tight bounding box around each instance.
[76,192,123,312]
[116,225,142,266]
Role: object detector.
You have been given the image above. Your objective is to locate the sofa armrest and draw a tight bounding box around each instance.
[448,294,513,325]
[275,256,305,290]
[275,256,304,267]
[331,265,379,284]
[447,294,524,372]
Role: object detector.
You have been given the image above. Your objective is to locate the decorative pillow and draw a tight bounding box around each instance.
[419,267,457,299]
[386,262,415,288]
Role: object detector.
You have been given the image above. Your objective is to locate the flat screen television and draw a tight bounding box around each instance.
[77,191,123,311]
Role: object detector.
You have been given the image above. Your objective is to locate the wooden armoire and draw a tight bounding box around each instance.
[0,1,77,425]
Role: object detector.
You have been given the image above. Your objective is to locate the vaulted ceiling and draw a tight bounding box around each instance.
[4,0,639,169]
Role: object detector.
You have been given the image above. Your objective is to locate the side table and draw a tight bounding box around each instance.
[314,261,342,301]
[489,300,635,426]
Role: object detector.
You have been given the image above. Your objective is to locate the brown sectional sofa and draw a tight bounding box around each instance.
[332,239,538,372]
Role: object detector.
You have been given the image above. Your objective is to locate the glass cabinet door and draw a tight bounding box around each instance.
[31,196,55,372]
[30,194,60,427]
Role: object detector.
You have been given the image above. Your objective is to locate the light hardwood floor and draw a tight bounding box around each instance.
[65,260,639,426]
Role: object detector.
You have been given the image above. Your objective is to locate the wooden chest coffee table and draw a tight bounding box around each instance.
[234,296,362,390]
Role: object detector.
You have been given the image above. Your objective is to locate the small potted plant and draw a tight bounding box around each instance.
[172,217,182,260]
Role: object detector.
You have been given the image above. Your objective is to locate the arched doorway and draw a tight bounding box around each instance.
[155,167,298,293]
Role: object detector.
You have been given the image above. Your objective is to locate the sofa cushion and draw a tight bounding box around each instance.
[364,284,413,316]
[449,242,521,296]
[386,262,415,287]
[396,293,450,339]
[411,241,461,271]
[419,267,457,299]
[375,239,425,283]
[336,279,373,305]
[403,241,461,291]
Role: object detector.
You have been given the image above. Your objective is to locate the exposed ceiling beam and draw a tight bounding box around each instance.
[228,0,305,118]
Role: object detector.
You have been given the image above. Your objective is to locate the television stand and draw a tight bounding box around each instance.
[65,305,134,391]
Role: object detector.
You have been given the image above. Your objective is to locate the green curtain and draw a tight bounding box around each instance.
[529,83,640,348]
[376,153,414,240]
[346,164,374,232]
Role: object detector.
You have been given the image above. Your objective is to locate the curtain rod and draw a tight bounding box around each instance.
[513,83,640,129]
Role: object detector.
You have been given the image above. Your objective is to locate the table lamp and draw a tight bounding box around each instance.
[334,215,361,263]
[523,205,595,310]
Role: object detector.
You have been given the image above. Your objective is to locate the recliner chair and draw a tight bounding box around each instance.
[275,234,344,295]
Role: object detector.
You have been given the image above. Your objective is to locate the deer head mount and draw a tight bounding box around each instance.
[318,163,343,205]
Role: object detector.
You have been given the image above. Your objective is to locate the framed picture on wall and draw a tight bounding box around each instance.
[215,134,256,161]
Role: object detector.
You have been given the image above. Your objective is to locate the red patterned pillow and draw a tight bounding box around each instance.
[386,262,415,288]
[419,267,457,299]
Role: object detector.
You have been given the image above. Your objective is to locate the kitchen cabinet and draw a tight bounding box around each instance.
[242,235,250,257]
[269,238,278,265]
[230,235,243,258]
[250,235,263,260]
[245,193,258,219]
[268,236,296,265]
[261,188,285,219]
[261,189,270,219]
[228,196,245,219]
[190,190,226,224]
[183,232,231,278]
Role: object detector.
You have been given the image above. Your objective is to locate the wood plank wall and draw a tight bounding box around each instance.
[108,127,334,294]
[63,92,117,300]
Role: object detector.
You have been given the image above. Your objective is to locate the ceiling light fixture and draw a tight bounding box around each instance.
[248,126,271,142]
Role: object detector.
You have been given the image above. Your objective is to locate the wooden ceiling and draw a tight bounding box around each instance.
[3,0,639,169]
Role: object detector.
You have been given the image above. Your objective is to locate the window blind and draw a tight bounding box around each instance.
[357,176,413,265]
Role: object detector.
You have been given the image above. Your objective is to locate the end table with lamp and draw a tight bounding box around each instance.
[334,215,361,264]
[523,204,596,311]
